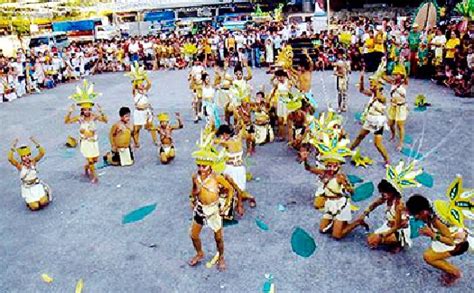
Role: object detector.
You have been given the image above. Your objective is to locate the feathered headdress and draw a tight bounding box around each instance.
[310,132,351,163]
[157,113,169,122]
[385,160,423,193]
[231,81,251,102]
[276,45,293,70]
[286,91,304,112]
[125,61,148,86]
[192,130,227,172]
[183,43,198,57]
[392,63,407,77]
[369,57,386,87]
[68,79,100,108]
[434,176,474,228]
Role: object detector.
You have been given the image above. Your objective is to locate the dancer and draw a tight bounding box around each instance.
[126,62,154,148]
[104,107,134,166]
[333,50,351,112]
[296,49,317,109]
[254,91,274,145]
[8,137,51,211]
[234,96,256,156]
[189,58,205,123]
[356,161,423,251]
[215,125,257,208]
[230,61,252,125]
[132,78,154,148]
[300,133,358,239]
[350,70,390,165]
[384,63,408,151]
[271,69,291,141]
[188,132,233,271]
[65,80,108,183]
[407,188,472,286]
[151,112,183,164]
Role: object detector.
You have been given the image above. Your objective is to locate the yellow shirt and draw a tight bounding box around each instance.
[445,38,460,59]
[365,38,374,53]
[374,33,385,53]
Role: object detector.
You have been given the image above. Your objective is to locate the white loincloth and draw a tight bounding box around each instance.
[224,164,246,191]
[118,148,133,166]
[21,181,50,203]
[374,222,412,247]
[133,109,152,126]
[80,139,100,158]
[322,197,352,222]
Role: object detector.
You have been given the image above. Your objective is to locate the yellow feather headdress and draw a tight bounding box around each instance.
[231,81,251,102]
[183,43,198,57]
[68,79,100,108]
[434,176,474,228]
[385,160,422,194]
[125,61,148,85]
[192,130,227,172]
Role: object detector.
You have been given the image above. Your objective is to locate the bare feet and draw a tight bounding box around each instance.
[188,253,204,267]
[441,273,461,287]
[90,176,98,184]
[248,198,257,208]
[396,144,403,152]
[389,134,395,142]
[217,257,226,272]
[236,204,244,217]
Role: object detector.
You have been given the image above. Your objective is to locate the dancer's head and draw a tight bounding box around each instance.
[406,194,432,222]
[119,107,131,123]
[378,179,401,201]
[216,124,233,141]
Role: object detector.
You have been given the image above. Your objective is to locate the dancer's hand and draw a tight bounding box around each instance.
[29,136,39,146]
[11,138,19,148]
[419,226,435,238]
[68,104,76,113]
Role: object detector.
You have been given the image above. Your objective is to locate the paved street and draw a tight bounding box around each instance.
[0,69,472,292]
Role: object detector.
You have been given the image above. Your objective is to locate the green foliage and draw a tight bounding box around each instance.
[455,0,474,20]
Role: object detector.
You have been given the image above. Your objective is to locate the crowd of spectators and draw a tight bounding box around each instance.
[1,11,472,102]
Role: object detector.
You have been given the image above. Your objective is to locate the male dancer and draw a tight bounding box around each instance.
[104,107,134,166]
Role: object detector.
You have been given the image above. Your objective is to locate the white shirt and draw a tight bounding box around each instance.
[129,42,140,54]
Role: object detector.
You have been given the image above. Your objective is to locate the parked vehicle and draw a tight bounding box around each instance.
[144,10,176,34]
[95,25,121,40]
[175,17,212,36]
[221,13,252,31]
[29,32,69,52]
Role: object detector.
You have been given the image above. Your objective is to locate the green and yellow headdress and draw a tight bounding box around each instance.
[286,91,304,112]
[385,160,422,194]
[434,176,473,228]
[125,61,148,87]
[192,130,226,173]
[17,145,31,157]
[69,79,100,109]
[310,132,352,164]
[231,82,251,102]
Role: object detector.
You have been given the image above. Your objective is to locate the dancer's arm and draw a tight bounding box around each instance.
[64,104,80,124]
[30,137,45,163]
[7,139,21,170]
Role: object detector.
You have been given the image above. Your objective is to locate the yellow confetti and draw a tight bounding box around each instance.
[41,273,53,283]
[351,204,360,211]
[75,278,84,293]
